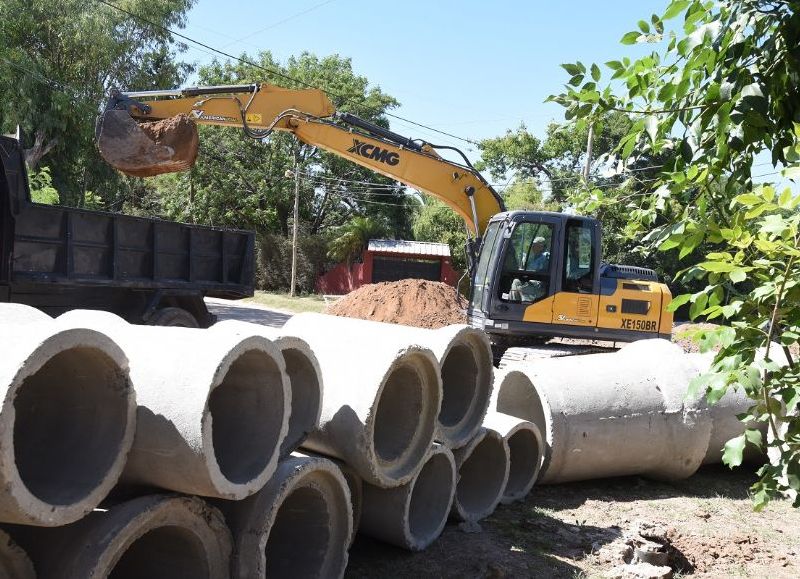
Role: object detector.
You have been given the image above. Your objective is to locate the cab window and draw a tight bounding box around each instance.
[563,220,595,293]
[470,221,501,311]
[498,222,553,304]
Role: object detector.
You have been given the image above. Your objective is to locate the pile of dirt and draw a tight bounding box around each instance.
[326,279,467,329]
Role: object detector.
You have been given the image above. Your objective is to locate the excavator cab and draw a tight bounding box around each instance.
[468,210,673,356]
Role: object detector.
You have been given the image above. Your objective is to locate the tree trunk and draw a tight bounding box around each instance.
[23,130,57,170]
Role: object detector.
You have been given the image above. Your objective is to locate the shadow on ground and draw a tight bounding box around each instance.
[206,300,290,327]
[345,465,760,578]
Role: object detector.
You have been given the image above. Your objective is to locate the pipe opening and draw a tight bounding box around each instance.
[281,348,320,453]
[457,435,506,515]
[108,525,210,579]
[373,364,423,463]
[264,486,331,577]
[13,346,129,505]
[209,349,284,484]
[439,344,478,428]
[505,429,539,498]
[408,452,454,541]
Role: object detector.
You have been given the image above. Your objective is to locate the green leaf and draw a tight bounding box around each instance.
[729,268,747,283]
[663,0,689,20]
[722,434,746,468]
[638,20,650,33]
[667,293,691,311]
[699,261,735,273]
[561,63,582,76]
[734,193,762,207]
[591,63,601,82]
[621,31,642,45]
[689,292,708,320]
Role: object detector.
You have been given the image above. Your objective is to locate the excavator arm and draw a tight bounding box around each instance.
[97,83,504,238]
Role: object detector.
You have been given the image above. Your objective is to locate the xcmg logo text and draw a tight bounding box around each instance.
[347,139,400,166]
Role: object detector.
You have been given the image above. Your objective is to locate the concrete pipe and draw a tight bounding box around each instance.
[289,314,490,449]
[450,428,509,523]
[0,303,51,325]
[294,451,363,547]
[334,460,363,547]
[282,313,441,487]
[0,529,34,579]
[495,339,713,484]
[0,322,136,526]
[482,411,544,503]
[5,494,231,578]
[55,310,290,500]
[212,319,322,456]
[360,443,456,551]
[222,455,352,579]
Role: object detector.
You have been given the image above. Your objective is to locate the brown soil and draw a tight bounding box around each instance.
[325,279,467,329]
[98,112,199,177]
[346,465,800,578]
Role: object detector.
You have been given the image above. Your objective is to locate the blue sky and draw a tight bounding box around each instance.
[181,0,666,155]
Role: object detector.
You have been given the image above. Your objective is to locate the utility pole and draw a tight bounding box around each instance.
[289,150,300,297]
[583,122,594,182]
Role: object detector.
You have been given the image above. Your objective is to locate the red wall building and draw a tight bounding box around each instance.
[317,239,459,295]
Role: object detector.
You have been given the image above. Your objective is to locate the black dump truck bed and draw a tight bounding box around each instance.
[0,135,254,326]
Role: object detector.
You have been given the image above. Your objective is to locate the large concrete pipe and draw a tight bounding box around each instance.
[450,428,509,523]
[221,455,352,579]
[0,322,136,526]
[335,460,363,547]
[495,339,713,484]
[5,494,231,578]
[0,303,51,325]
[292,314,491,448]
[360,444,456,551]
[55,310,290,500]
[482,411,543,503]
[212,319,322,456]
[0,529,34,579]
[282,313,441,488]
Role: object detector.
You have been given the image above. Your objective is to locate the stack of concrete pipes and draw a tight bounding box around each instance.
[0,305,542,578]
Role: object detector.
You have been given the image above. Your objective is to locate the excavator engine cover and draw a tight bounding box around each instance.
[97,110,200,177]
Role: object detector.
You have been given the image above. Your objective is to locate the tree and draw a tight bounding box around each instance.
[327,216,388,265]
[0,0,195,205]
[413,198,469,272]
[476,112,638,202]
[550,0,800,508]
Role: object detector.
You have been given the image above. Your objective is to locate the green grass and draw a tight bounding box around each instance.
[243,291,327,314]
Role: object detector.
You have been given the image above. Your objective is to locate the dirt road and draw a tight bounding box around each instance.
[205,297,291,327]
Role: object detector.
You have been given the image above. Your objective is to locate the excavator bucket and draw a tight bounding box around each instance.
[96,110,200,177]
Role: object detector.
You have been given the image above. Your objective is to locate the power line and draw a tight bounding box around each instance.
[219,0,339,49]
[92,0,480,146]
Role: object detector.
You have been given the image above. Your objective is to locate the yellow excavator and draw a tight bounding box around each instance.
[96,83,673,359]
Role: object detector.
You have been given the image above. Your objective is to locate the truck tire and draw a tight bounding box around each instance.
[147,307,199,328]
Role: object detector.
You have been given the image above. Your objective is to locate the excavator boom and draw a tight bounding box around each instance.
[96,83,503,237]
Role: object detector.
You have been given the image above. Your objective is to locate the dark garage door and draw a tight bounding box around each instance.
[372,256,441,283]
